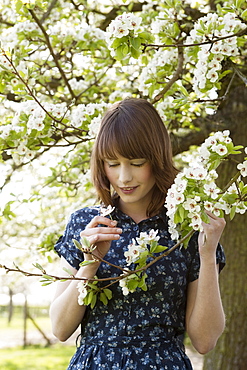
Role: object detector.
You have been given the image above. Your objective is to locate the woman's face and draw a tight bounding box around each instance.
[104,155,156,214]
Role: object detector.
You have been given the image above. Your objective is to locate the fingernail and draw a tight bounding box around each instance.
[111,221,117,226]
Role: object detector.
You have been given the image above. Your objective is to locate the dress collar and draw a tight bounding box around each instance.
[112,206,168,225]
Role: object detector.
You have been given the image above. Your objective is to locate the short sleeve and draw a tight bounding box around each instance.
[187,232,226,283]
[54,207,99,270]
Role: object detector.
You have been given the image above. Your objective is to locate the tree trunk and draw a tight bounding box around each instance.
[8,287,13,324]
[203,85,247,369]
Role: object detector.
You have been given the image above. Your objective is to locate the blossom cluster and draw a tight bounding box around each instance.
[106,13,145,59]
[186,12,246,95]
[139,48,178,96]
[107,13,142,40]
[124,229,160,266]
[75,227,166,303]
[165,130,247,242]
[0,99,109,165]
[119,272,143,296]
[77,280,89,305]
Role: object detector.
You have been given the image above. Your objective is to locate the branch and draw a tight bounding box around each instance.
[151,46,184,104]
[143,27,247,51]
[0,229,194,287]
[40,0,58,23]
[28,8,76,100]
[0,16,14,27]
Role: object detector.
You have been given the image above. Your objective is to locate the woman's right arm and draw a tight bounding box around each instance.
[49,215,122,342]
[49,257,101,342]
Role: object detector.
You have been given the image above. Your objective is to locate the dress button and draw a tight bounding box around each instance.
[133,226,138,231]
[123,311,128,316]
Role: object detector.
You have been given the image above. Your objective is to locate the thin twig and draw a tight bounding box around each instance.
[143,27,247,51]
[151,46,184,104]
[0,229,195,286]
[28,8,76,100]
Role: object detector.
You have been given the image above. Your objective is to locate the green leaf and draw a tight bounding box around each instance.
[99,292,108,305]
[90,293,97,309]
[87,282,99,290]
[88,290,95,303]
[241,9,247,20]
[115,43,129,60]
[80,236,91,248]
[130,47,141,59]
[33,263,45,272]
[152,244,168,253]
[42,274,54,280]
[79,260,96,267]
[15,0,22,13]
[127,278,139,291]
[41,281,54,286]
[103,288,113,300]
[230,206,236,220]
[73,238,82,250]
[138,274,148,291]
[174,207,183,224]
[130,37,141,50]
[111,36,128,49]
[201,211,210,224]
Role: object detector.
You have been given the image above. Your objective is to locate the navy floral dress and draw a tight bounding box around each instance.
[55,206,225,370]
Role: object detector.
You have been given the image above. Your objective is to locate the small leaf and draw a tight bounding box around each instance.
[33,263,45,272]
[80,236,91,248]
[79,260,96,267]
[128,279,139,291]
[152,244,168,253]
[63,267,74,275]
[230,206,236,220]
[100,292,108,305]
[103,288,112,300]
[201,211,210,224]
[130,37,141,50]
[90,293,97,309]
[73,239,82,250]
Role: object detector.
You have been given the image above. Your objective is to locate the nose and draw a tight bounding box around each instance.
[119,164,133,184]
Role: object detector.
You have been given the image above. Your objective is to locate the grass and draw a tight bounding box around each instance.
[0,315,51,332]
[0,344,75,370]
[0,310,76,369]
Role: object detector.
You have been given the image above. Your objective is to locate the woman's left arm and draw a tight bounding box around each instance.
[185,212,226,354]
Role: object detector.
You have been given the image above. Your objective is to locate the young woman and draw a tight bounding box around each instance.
[50,98,226,369]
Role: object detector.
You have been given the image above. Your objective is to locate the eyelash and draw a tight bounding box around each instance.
[108,163,145,168]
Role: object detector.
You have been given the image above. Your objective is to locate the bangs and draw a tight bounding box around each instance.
[97,117,148,160]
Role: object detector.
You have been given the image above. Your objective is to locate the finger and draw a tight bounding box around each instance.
[85,216,117,229]
[81,226,122,237]
[91,232,121,243]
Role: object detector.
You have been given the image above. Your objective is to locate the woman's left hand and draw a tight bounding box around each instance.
[198,211,226,258]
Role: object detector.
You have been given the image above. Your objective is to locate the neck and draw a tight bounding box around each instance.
[118,200,149,224]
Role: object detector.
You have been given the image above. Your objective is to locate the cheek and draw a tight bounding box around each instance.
[104,164,114,182]
[140,167,156,184]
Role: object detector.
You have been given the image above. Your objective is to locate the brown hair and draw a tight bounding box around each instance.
[91,98,178,216]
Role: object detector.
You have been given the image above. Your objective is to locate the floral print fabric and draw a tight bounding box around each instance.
[55,206,225,369]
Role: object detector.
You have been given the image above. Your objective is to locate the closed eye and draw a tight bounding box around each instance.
[131,162,146,167]
[107,163,119,167]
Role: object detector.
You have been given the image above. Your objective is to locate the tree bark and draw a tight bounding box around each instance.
[203,85,247,369]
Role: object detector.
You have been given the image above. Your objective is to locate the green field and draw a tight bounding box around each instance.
[0,345,75,370]
[0,307,75,369]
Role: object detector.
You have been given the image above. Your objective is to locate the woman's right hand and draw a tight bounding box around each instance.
[80,216,122,261]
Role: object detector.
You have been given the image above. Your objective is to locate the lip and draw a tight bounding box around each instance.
[119,186,138,194]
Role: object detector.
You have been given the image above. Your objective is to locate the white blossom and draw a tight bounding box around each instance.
[77,281,88,305]
[204,182,220,199]
[212,144,228,156]
[237,160,247,177]
[100,205,115,217]
[124,239,147,265]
